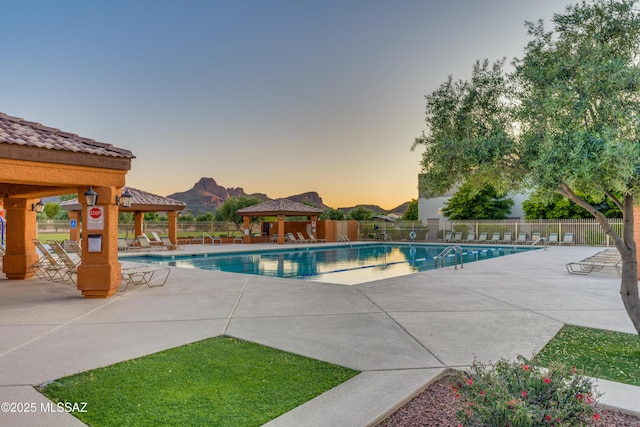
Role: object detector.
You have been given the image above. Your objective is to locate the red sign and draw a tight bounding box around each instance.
[89,207,102,219]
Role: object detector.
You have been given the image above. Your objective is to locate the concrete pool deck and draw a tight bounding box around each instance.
[0,243,639,426]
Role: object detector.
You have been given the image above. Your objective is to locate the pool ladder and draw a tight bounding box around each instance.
[434,246,464,270]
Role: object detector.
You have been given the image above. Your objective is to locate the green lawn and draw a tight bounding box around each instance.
[535,325,640,386]
[40,337,358,427]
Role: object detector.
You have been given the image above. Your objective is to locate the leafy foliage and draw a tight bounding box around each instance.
[441,183,513,220]
[452,356,601,426]
[43,202,60,220]
[347,206,373,221]
[402,199,419,220]
[523,190,622,219]
[214,196,263,232]
[320,207,346,220]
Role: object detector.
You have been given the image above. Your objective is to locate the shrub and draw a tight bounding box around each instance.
[451,356,601,426]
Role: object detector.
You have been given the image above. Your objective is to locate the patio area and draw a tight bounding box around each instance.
[0,244,639,426]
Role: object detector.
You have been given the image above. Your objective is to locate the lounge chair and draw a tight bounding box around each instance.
[460,232,475,243]
[151,232,164,244]
[118,238,134,251]
[270,234,279,243]
[566,249,621,277]
[515,232,527,244]
[308,232,327,243]
[31,239,66,281]
[488,233,501,244]
[136,236,165,250]
[120,263,171,291]
[560,233,574,245]
[450,232,463,243]
[338,234,350,243]
[161,237,184,250]
[499,232,513,244]
[48,241,80,285]
[285,233,300,243]
[548,233,559,245]
[476,232,488,243]
[441,231,453,243]
[296,232,311,243]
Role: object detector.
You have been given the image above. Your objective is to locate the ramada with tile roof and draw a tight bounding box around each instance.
[0,112,136,297]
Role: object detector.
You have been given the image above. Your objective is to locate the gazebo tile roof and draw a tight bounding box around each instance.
[0,112,134,158]
[237,198,323,215]
[60,187,185,211]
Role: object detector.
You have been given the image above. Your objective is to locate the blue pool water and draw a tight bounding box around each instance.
[122,243,537,285]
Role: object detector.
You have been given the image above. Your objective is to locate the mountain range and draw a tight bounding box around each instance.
[166,177,409,215]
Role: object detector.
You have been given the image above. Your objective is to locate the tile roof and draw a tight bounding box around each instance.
[0,112,134,158]
[237,198,323,215]
[60,187,185,211]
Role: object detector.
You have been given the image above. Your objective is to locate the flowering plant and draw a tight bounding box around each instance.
[451,356,601,426]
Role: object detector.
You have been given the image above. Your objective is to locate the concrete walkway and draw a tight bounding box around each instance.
[0,244,639,426]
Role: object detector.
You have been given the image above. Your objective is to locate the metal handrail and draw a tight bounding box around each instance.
[434,245,464,270]
[202,232,217,245]
[530,237,548,251]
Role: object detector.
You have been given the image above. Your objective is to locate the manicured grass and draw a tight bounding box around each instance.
[40,337,359,426]
[535,325,640,387]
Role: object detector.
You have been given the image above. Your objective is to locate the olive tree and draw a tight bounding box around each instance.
[412,0,640,333]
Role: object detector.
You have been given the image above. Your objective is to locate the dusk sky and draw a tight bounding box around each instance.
[2,1,574,210]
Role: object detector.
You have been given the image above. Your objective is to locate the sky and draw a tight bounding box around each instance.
[1,0,575,210]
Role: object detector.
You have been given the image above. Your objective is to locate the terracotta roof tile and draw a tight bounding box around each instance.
[0,112,134,158]
[60,187,185,211]
[237,198,323,215]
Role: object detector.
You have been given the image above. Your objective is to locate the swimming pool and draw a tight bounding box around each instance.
[122,243,537,285]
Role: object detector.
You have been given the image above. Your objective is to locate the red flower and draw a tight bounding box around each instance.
[544,378,551,384]
[576,393,583,400]
[545,414,551,421]
[523,364,530,371]
[521,390,527,397]
[467,378,473,385]
[593,413,601,421]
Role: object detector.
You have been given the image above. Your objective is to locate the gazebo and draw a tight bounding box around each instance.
[0,112,134,297]
[237,198,323,244]
[61,187,186,243]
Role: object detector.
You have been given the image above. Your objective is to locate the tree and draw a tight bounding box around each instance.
[441,183,513,220]
[320,208,345,220]
[523,190,623,219]
[348,206,373,221]
[43,202,60,219]
[402,199,419,221]
[412,0,640,333]
[214,196,263,233]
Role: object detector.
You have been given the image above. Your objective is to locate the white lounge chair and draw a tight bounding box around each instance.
[488,233,501,244]
[515,232,527,244]
[560,233,574,245]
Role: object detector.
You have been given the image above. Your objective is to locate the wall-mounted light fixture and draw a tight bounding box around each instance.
[31,200,45,213]
[84,186,98,207]
[116,188,133,208]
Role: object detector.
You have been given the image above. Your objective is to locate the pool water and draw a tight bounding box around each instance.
[122,243,536,285]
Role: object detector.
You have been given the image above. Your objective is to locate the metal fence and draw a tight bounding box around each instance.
[34,218,622,246]
[438,219,622,246]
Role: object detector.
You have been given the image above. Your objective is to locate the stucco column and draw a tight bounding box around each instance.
[134,211,144,238]
[2,198,39,280]
[76,186,122,298]
[277,214,285,244]
[243,215,251,244]
[167,211,178,244]
[68,210,80,242]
